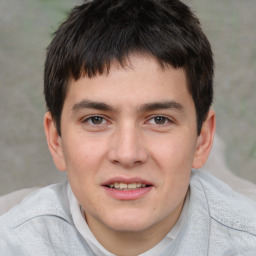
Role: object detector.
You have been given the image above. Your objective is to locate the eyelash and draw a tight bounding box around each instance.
[146,116,173,126]
[82,115,108,125]
[82,115,172,126]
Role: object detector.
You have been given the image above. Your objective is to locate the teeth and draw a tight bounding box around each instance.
[119,183,128,189]
[108,182,148,190]
[128,183,136,189]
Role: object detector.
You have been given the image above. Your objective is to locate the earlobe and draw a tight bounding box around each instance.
[192,109,216,169]
[44,112,66,171]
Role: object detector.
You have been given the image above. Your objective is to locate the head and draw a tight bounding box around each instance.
[44,0,214,136]
[44,0,215,254]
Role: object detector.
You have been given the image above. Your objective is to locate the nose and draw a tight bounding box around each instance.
[107,123,148,168]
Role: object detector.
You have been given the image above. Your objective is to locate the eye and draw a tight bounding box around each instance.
[148,116,170,125]
[83,116,107,125]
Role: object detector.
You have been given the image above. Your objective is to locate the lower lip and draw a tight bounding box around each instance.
[103,186,153,200]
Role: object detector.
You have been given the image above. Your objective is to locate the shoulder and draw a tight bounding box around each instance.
[0,182,72,229]
[0,183,94,255]
[190,170,256,236]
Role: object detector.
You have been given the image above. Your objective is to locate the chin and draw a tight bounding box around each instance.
[103,211,155,233]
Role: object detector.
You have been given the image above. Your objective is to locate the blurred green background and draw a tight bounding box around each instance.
[0,0,255,195]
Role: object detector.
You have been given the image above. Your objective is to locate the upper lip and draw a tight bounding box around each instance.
[102,177,153,186]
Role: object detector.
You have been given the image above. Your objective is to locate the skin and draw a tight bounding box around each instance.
[44,54,215,256]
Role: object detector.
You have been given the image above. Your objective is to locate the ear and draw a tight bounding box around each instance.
[192,109,216,169]
[44,112,66,171]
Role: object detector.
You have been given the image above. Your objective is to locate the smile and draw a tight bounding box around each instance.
[107,182,148,190]
[102,178,153,200]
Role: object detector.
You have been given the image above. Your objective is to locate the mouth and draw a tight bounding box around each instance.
[105,182,151,190]
[102,178,153,200]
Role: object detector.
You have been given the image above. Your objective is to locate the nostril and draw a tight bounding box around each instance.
[112,160,121,165]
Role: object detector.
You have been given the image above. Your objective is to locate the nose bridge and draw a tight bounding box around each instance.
[108,120,147,167]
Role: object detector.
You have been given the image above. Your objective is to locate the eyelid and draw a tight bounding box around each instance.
[146,115,174,125]
[82,115,109,125]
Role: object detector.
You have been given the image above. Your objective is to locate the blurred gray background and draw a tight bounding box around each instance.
[0,0,255,195]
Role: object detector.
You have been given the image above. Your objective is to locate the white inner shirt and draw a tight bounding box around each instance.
[67,184,189,256]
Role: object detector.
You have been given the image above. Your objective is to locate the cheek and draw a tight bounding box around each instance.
[63,135,106,173]
[151,134,195,202]
[152,134,196,172]
[63,139,108,211]
[62,140,107,206]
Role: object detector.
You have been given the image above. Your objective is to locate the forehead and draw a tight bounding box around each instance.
[64,54,192,109]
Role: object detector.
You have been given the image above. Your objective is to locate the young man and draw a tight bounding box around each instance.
[1,0,256,255]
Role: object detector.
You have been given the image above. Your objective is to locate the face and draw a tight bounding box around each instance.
[45,55,215,242]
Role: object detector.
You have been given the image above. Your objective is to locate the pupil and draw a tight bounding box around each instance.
[92,116,103,124]
[155,116,165,124]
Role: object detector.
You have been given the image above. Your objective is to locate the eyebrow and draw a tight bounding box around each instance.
[138,101,184,112]
[72,100,114,112]
[72,99,184,113]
